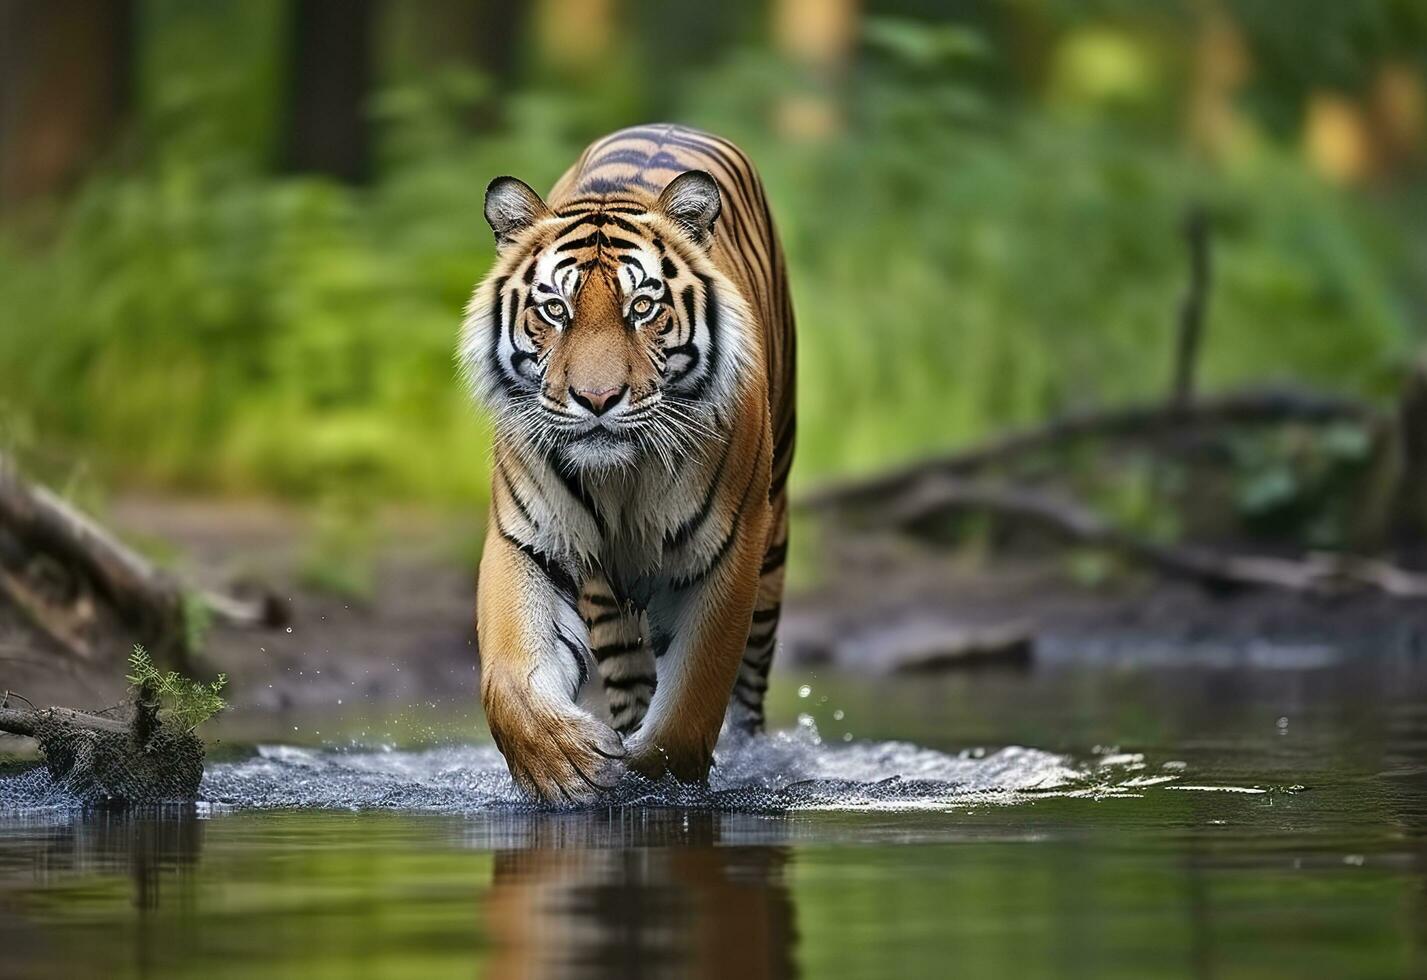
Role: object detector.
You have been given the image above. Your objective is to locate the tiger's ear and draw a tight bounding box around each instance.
[485,176,552,250]
[657,170,721,247]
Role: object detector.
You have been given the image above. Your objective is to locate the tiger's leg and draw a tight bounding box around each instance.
[727,498,788,734]
[629,497,770,784]
[579,576,656,736]
[478,514,626,803]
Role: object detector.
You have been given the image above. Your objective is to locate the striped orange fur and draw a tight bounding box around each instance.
[459,124,795,802]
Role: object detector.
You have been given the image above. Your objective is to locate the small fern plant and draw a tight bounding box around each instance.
[126,645,228,732]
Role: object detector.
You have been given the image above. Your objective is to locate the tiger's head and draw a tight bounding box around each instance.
[459,171,754,474]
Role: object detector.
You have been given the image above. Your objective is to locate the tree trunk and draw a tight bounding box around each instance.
[0,0,134,208]
[0,453,284,667]
[282,0,375,183]
[385,0,530,130]
[773,0,858,141]
[1392,358,1427,566]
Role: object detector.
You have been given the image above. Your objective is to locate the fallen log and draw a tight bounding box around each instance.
[0,452,284,663]
[800,386,1378,512]
[870,474,1427,599]
[887,622,1034,673]
[0,692,205,803]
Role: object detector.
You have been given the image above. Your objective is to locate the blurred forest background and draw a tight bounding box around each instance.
[2,0,1425,514]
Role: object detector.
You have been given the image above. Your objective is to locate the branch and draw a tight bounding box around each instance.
[0,453,284,661]
[1170,204,1211,409]
[0,703,130,739]
[873,475,1427,599]
[800,386,1377,512]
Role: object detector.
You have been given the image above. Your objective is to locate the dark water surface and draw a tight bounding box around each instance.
[2,652,1426,979]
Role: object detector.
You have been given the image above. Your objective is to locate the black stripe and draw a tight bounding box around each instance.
[486,276,517,396]
[744,642,775,667]
[694,273,722,400]
[552,463,606,536]
[587,148,651,170]
[497,461,538,531]
[579,175,658,194]
[608,691,650,712]
[673,424,766,590]
[768,463,791,500]
[679,286,697,346]
[735,673,768,694]
[496,520,578,603]
[556,232,599,252]
[746,628,777,650]
[585,592,619,609]
[602,673,655,691]
[588,212,642,234]
[556,630,588,693]
[672,516,739,591]
[773,410,796,464]
[732,688,762,713]
[584,609,623,628]
[761,542,788,575]
[663,342,699,384]
[592,640,643,662]
[666,435,733,548]
[751,605,781,624]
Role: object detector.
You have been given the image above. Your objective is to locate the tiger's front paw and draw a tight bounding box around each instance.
[625,727,717,785]
[484,683,627,803]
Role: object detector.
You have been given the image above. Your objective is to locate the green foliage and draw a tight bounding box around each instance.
[0,10,1419,510]
[1226,423,1377,547]
[181,591,214,656]
[126,644,228,731]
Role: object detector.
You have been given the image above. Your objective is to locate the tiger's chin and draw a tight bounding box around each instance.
[558,430,641,473]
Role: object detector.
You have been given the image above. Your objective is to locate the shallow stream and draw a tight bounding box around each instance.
[2,653,1425,978]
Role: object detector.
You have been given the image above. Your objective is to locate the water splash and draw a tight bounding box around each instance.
[2,718,1173,814]
[197,718,1154,813]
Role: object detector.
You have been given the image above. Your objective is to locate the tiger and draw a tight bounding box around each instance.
[458,123,796,802]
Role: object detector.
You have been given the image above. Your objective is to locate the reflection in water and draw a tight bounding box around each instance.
[1,661,1426,978]
[481,810,796,980]
[0,806,202,909]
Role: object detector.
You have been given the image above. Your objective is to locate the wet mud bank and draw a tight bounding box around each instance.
[4,498,1426,716]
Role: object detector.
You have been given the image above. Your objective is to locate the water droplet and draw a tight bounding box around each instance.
[797,685,811,698]
[841,732,853,742]
[1276,716,1289,732]
[833,709,845,721]
[285,627,293,634]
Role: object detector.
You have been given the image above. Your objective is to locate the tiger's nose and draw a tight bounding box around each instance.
[570,385,626,416]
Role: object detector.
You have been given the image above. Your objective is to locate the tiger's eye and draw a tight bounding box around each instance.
[543,300,568,322]
[631,296,654,317]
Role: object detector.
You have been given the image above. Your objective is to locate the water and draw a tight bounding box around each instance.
[2,656,1425,979]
